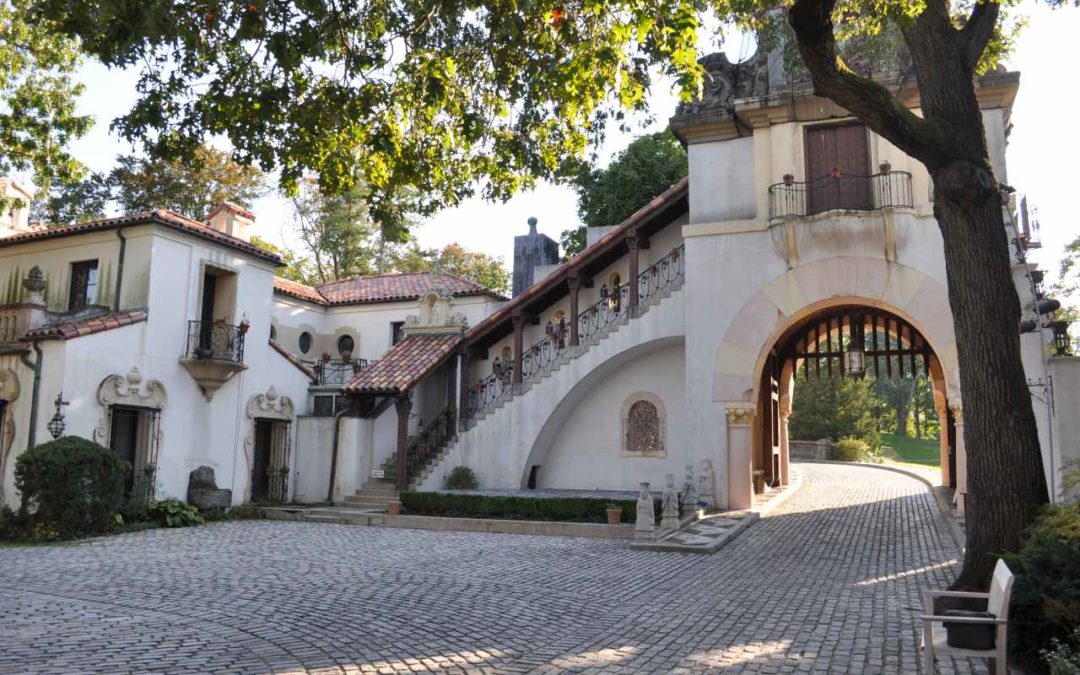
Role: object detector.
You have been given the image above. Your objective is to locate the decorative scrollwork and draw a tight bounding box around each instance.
[621,392,666,457]
[95,367,167,444]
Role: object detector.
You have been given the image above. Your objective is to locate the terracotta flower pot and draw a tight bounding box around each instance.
[606,507,623,525]
[387,500,401,517]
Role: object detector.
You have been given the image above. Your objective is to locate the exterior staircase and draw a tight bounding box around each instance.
[338,478,399,511]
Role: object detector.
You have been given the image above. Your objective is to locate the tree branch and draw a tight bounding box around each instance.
[960,1,1000,71]
[787,0,947,166]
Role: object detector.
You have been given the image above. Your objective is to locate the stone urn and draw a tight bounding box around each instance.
[187,466,232,511]
[605,504,623,525]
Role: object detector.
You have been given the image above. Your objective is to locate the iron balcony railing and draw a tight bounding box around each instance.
[311,358,370,386]
[768,171,914,220]
[404,406,453,483]
[186,320,245,363]
[466,244,685,419]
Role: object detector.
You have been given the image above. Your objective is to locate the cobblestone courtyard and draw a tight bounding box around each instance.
[1,463,978,674]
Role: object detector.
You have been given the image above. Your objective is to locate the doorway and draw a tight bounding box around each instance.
[805,123,872,214]
[108,405,160,498]
[251,418,291,502]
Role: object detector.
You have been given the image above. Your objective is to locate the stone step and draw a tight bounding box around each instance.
[342,496,396,507]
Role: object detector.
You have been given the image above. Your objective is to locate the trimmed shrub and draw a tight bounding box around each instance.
[830,437,873,462]
[1043,629,1080,674]
[15,436,126,539]
[400,491,661,524]
[148,499,205,528]
[445,466,479,490]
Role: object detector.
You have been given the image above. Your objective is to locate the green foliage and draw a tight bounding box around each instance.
[116,472,155,525]
[14,436,126,539]
[789,375,881,450]
[830,437,880,463]
[562,132,687,258]
[0,0,92,208]
[148,499,205,528]
[880,432,940,466]
[29,171,111,225]
[1043,629,1080,675]
[445,466,479,490]
[400,492,661,524]
[1006,495,1080,667]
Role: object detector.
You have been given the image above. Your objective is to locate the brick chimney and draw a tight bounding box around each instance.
[207,201,255,241]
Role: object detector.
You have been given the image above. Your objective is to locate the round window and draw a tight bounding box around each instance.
[337,335,355,358]
[298,331,312,354]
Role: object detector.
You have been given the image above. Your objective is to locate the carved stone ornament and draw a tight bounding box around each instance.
[94,367,167,444]
[725,406,756,427]
[675,50,769,117]
[0,369,19,503]
[634,481,656,540]
[681,464,699,518]
[698,459,717,510]
[402,288,469,337]
[620,392,666,457]
[660,473,681,531]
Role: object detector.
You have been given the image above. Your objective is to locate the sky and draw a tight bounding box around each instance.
[58,4,1080,281]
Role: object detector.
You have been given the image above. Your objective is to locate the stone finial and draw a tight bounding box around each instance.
[126,367,142,386]
[661,473,680,531]
[634,481,656,541]
[22,266,45,300]
[527,216,538,235]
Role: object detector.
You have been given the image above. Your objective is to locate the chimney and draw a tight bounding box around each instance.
[512,216,559,297]
[207,201,255,241]
[0,177,37,237]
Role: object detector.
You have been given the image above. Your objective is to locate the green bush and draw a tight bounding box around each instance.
[830,437,874,462]
[1006,499,1080,669]
[400,491,661,523]
[1043,629,1080,674]
[117,471,156,524]
[148,499,205,528]
[15,436,126,539]
[445,466,479,490]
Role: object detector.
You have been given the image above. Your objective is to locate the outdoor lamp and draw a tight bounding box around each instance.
[1050,320,1073,356]
[845,336,867,378]
[47,391,69,439]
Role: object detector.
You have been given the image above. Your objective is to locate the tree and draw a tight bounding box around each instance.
[0,0,91,210]
[422,243,511,296]
[562,131,688,258]
[29,171,111,225]
[249,235,316,285]
[789,375,881,449]
[289,179,379,284]
[38,0,1055,586]
[110,145,266,220]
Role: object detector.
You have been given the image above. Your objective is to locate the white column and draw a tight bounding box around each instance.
[725,403,756,510]
[952,405,967,515]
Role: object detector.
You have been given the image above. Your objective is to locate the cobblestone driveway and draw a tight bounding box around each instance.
[1,463,980,674]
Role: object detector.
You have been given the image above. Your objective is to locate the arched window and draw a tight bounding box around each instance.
[298,331,312,355]
[337,335,355,359]
[620,392,666,457]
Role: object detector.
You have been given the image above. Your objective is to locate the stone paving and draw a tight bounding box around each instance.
[0,463,988,674]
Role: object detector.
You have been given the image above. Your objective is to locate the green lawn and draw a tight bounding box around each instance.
[881,432,940,466]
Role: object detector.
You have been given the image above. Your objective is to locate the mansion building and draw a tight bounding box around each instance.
[0,54,1076,515]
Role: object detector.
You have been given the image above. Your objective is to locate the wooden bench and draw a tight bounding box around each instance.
[922,559,1014,675]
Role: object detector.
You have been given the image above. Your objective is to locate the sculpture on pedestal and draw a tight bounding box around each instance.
[681,464,699,519]
[661,473,680,531]
[698,459,717,509]
[634,481,656,540]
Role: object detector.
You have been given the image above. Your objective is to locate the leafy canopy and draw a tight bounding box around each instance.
[0,0,91,208]
[563,131,687,258]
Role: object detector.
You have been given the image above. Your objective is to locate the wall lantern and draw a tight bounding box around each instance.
[1050,320,1073,356]
[47,391,69,439]
[845,321,867,378]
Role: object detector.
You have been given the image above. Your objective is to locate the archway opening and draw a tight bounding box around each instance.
[756,304,954,493]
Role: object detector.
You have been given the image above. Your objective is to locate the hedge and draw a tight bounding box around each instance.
[399,491,662,523]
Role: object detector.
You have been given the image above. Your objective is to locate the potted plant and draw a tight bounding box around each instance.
[387,500,401,517]
[752,470,766,494]
[321,352,332,363]
[605,502,623,525]
[783,172,795,186]
[879,160,892,175]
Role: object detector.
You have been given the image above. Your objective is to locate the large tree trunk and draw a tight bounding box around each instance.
[789,0,1049,588]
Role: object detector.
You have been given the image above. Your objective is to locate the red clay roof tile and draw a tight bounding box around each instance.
[25,310,148,341]
[344,333,461,394]
[274,272,504,306]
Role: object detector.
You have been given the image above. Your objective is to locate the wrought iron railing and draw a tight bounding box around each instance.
[267,467,289,502]
[405,406,453,482]
[521,324,569,382]
[768,171,914,220]
[312,358,369,386]
[467,369,511,418]
[186,320,246,363]
[579,284,630,343]
[637,245,685,304]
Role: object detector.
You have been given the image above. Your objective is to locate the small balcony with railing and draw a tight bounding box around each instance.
[179,319,249,401]
[768,167,914,222]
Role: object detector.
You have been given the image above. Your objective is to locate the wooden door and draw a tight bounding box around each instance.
[759,353,782,488]
[110,407,140,495]
[805,123,872,214]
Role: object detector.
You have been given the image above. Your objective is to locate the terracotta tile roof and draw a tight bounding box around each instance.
[25,310,148,341]
[274,272,506,306]
[344,333,461,394]
[465,176,689,343]
[269,339,318,381]
[0,210,281,264]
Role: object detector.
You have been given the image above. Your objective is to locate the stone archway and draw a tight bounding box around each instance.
[713,258,962,510]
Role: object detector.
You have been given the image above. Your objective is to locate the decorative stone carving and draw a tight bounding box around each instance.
[634,481,656,541]
[94,367,167,444]
[698,459,717,510]
[681,464,699,519]
[0,368,18,503]
[661,473,681,531]
[674,51,770,118]
[243,386,295,500]
[725,406,756,427]
[187,466,231,511]
[620,392,666,457]
[402,284,469,337]
[22,265,45,298]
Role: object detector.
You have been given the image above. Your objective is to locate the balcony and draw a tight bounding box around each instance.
[179,319,248,400]
[768,170,914,221]
[311,358,370,387]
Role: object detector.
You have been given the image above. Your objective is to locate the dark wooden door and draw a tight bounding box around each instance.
[759,353,782,487]
[199,273,217,351]
[805,123,872,214]
[251,419,274,501]
[110,407,140,495]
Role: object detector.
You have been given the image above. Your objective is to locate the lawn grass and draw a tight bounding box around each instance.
[881,432,940,466]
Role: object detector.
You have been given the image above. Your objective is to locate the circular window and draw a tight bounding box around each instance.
[298,331,312,354]
[337,335,355,358]
[269,324,277,341]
